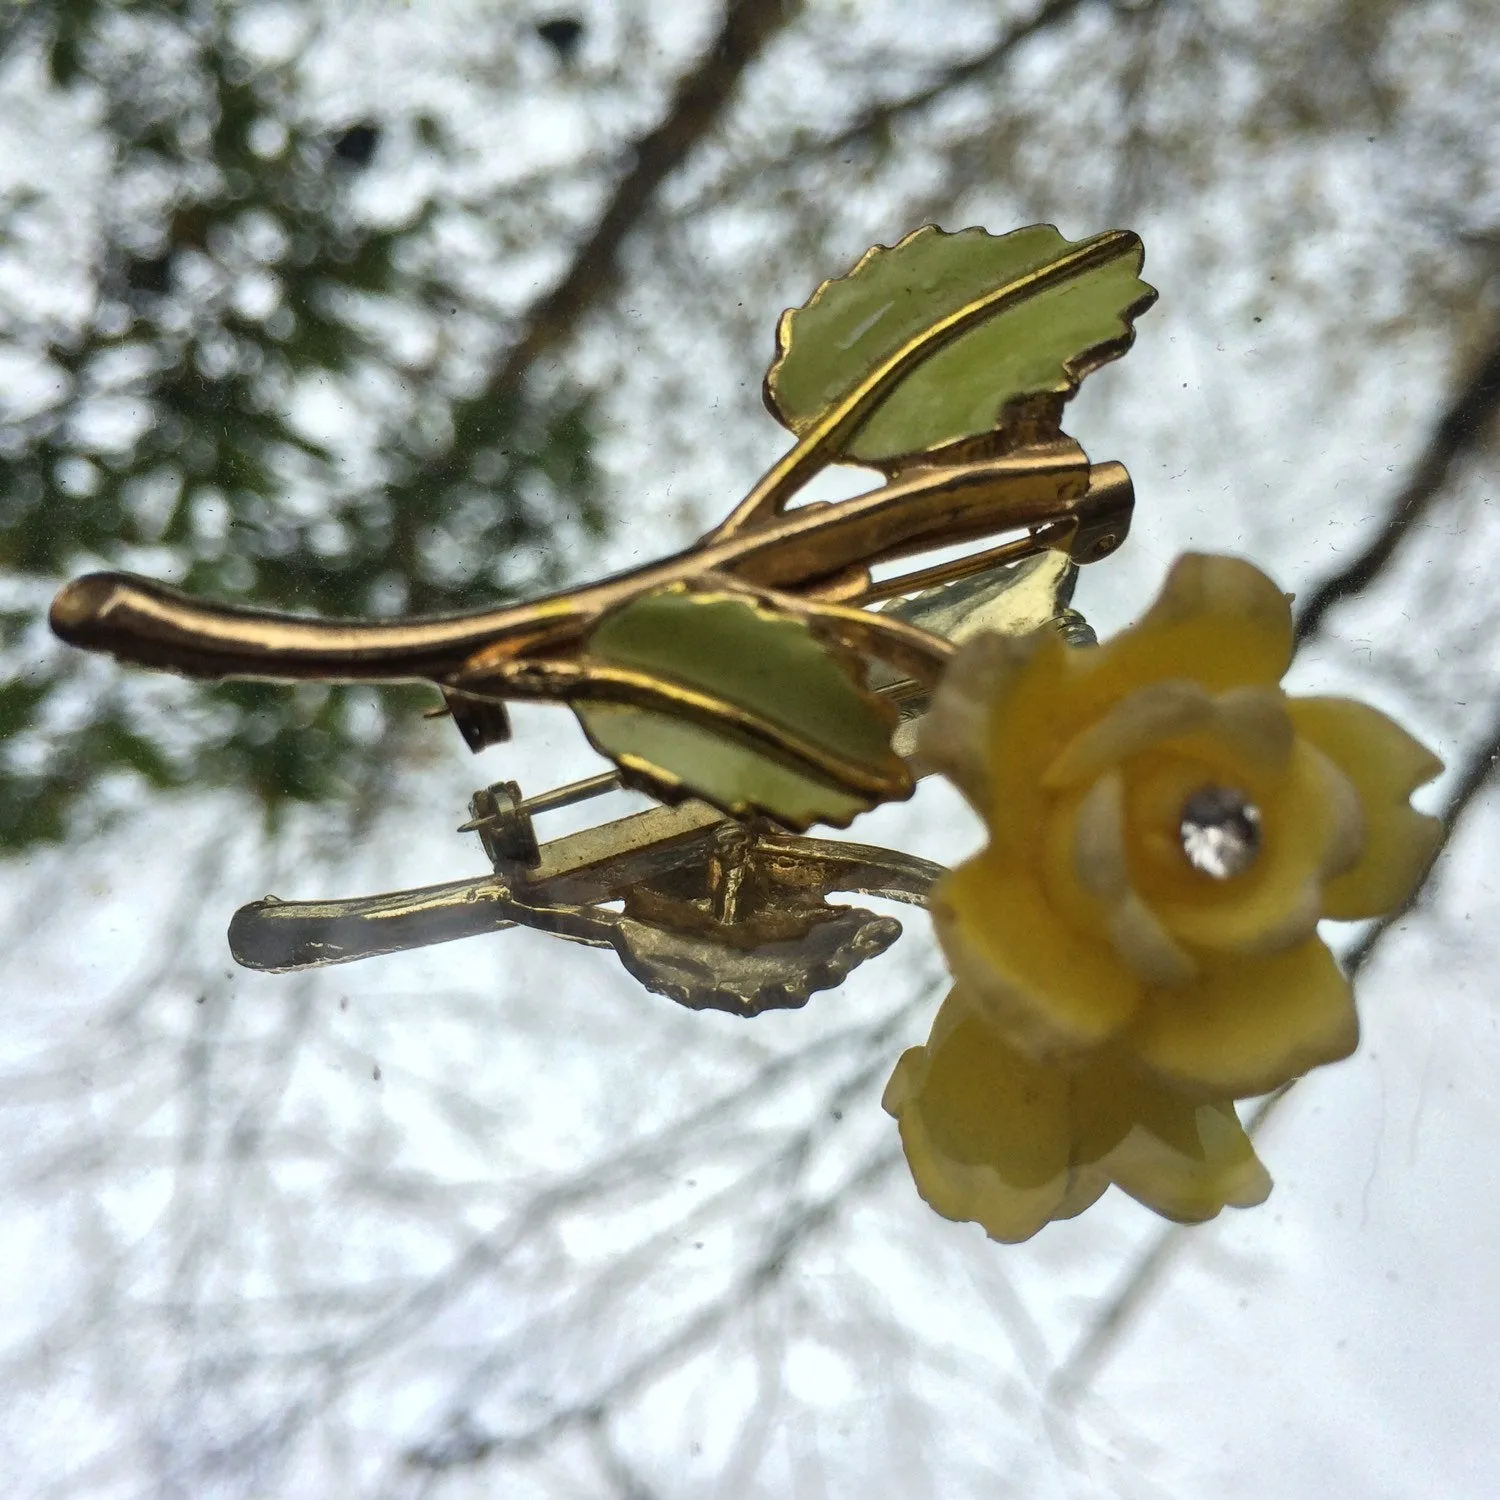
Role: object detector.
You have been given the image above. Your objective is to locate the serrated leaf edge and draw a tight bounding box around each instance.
[762,222,1158,455]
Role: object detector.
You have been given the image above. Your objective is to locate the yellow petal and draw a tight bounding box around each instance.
[982,559,1290,848]
[1068,1053,1270,1221]
[934,854,1142,1059]
[1101,1099,1272,1222]
[1100,553,1293,690]
[1289,696,1445,921]
[1203,685,1295,768]
[1050,1167,1112,1221]
[978,629,1087,858]
[1044,681,1296,798]
[1071,1049,1202,1160]
[1128,742,1362,955]
[914,630,1044,810]
[1043,679,1215,789]
[883,995,1073,1243]
[1066,768,1197,985]
[1128,936,1357,1097]
[1072,767,1131,900]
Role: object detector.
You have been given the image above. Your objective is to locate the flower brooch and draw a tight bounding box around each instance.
[48,224,1442,1242]
[887,553,1442,1239]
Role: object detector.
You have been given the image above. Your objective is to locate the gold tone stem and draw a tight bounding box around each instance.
[853,530,1053,606]
[228,806,948,974]
[461,442,1084,685]
[50,444,1099,693]
[850,455,1133,604]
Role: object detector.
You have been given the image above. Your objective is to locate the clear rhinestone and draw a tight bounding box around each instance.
[1179,786,1262,879]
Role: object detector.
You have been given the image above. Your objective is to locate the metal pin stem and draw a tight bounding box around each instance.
[853,529,1049,605]
[518,769,623,815]
[455,769,625,835]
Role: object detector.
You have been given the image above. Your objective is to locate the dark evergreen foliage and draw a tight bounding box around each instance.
[0,2,606,847]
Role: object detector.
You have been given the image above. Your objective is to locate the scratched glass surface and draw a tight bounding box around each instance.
[2,4,1497,1497]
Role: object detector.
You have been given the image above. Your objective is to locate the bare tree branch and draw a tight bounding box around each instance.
[1050,697,1500,1401]
[818,0,1089,154]
[490,0,803,401]
[1295,324,1500,643]
[701,0,1091,198]
[1049,297,1500,1401]
[403,1146,901,1474]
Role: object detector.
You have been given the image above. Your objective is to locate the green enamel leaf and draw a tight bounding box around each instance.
[574,588,909,831]
[578,707,872,830]
[766,223,1157,465]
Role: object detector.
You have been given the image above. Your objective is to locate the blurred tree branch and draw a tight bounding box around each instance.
[492,0,802,399]
[1296,321,1500,642]
[803,0,1089,161]
[404,1145,901,1475]
[672,0,1092,220]
[1051,695,1500,1402]
[6,4,1500,1494]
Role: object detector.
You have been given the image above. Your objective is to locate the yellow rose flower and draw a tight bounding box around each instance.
[883,989,1271,1243]
[917,553,1443,1100]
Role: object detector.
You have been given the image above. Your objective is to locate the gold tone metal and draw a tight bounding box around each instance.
[51,442,1094,687]
[225,546,1080,994]
[854,531,1046,607]
[849,457,1129,607]
[459,654,910,798]
[519,769,623,815]
[53,426,1110,1007]
[455,769,625,832]
[50,436,1118,779]
[711,230,1141,539]
[224,513,1086,1005]
[48,225,1147,1008]
[452,621,963,852]
[230,790,945,1015]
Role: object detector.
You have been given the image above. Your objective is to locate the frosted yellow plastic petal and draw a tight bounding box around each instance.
[918,552,1445,1158]
[1129,743,1360,955]
[1289,696,1444,921]
[1050,1167,1112,1221]
[915,630,1042,810]
[979,558,1292,856]
[1053,769,1197,984]
[1070,1050,1271,1220]
[1202,686,1295,770]
[934,854,1142,1058]
[1070,1050,1199,1159]
[1068,1054,1271,1219]
[1128,937,1357,1098]
[1042,679,1214,789]
[1101,1100,1272,1222]
[883,996,1073,1243]
[1075,554,1294,709]
[979,630,1092,857]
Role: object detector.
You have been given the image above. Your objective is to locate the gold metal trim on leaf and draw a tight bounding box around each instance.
[47,222,1154,1006]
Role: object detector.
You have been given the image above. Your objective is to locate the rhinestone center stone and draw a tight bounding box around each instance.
[1179,785,1263,879]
